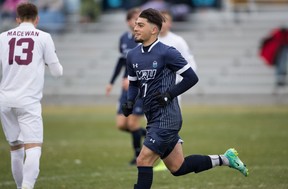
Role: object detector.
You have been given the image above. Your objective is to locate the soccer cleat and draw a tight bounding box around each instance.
[224,148,249,176]
[153,160,167,172]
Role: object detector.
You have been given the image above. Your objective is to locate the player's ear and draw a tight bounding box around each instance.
[16,17,21,24]
[151,24,159,35]
[34,16,39,27]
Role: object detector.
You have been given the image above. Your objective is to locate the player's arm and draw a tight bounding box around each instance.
[155,47,198,106]
[109,57,126,84]
[169,65,198,99]
[121,52,139,116]
[44,34,63,78]
[48,62,63,78]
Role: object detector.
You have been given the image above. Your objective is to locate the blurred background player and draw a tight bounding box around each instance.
[153,9,197,172]
[105,7,146,165]
[0,2,63,189]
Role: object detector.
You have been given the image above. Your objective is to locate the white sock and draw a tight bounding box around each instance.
[209,155,229,167]
[22,147,42,189]
[11,148,25,189]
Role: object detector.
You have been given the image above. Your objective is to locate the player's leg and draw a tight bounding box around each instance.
[22,143,42,189]
[127,98,146,165]
[134,145,159,189]
[10,144,25,189]
[18,103,43,189]
[115,114,129,131]
[134,127,178,189]
[164,143,213,176]
[0,107,24,189]
[127,114,143,165]
[164,143,248,176]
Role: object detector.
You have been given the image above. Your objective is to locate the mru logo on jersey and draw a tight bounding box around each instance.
[136,61,158,80]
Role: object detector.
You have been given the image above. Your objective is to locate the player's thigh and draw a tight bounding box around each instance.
[127,114,142,130]
[16,103,43,144]
[116,114,128,129]
[163,143,185,172]
[0,106,21,143]
[137,145,159,166]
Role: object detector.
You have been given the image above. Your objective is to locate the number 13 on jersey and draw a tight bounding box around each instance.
[9,37,34,65]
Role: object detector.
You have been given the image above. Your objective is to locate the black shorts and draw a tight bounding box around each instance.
[143,126,182,159]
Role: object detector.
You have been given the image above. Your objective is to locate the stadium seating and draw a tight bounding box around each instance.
[43,6,288,105]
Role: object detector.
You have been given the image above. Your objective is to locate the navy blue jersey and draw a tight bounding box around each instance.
[109,32,139,84]
[119,31,139,58]
[127,40,192,130]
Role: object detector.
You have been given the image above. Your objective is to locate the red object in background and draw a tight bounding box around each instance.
[260,28,288,66]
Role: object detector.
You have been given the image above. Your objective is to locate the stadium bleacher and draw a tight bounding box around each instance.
[42,5,288,105]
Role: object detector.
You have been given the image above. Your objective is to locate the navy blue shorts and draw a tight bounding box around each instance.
[143,127,182,159]
[117,89,144,115]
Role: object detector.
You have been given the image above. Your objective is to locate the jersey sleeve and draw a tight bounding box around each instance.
[44,34,60,65]
[165,46,191,74]
[164,46,198,98]
[109,57,126,84]
[48,62,63,78]
[126,51,139,101]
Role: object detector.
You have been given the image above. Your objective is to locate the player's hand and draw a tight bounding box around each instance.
[122,78,129,91]
[121,101,134,117]
[106,84,113,96]
[154,92,172,107]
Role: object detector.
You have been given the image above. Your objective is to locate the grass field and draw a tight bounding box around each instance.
[0,105,288,189]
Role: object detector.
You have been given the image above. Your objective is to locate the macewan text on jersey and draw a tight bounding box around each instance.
[7,31,39,37]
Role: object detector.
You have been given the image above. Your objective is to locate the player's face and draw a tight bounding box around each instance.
[127,13,139,33]
[134,17,156,45]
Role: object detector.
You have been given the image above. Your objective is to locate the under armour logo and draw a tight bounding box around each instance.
[133,63,138,68]
[150,138,155,143]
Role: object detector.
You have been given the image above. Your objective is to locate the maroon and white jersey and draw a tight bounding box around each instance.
[0,22,62,107]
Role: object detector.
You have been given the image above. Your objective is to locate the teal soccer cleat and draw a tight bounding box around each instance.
[224,148,249,176]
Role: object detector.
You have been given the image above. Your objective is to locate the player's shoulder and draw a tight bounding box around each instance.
[34,28,51,37]
[156,41,176,52]
[0,27,15,37]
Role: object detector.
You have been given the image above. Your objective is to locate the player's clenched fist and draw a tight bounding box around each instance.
[121,101,134,117]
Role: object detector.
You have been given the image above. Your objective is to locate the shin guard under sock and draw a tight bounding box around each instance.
[172,155,213,176]
[134,166,153,189]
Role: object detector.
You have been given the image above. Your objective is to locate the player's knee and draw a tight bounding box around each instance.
[171,161,187,176]
[135,155,151,166]
[116,124,129,132]
[9,140,24,150]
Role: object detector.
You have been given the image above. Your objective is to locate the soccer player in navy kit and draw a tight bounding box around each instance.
[121,8,248,189]
[106,8,145,165]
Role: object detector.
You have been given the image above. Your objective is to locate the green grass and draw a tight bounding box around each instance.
[0,105,288,189]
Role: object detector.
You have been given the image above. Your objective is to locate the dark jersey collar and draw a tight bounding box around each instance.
[141,39,160,53]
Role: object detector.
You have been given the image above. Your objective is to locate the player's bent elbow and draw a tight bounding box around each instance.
[49,63,63,78]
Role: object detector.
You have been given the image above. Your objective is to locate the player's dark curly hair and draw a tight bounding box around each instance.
[139,8,166,31]
[17,2,38,21]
